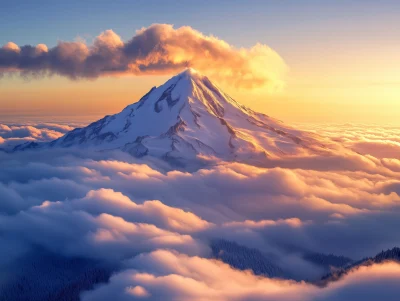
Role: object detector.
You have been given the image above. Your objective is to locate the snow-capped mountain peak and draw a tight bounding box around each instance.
[17,68,329,165]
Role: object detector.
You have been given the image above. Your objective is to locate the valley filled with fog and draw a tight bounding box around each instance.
[2,117,400,300]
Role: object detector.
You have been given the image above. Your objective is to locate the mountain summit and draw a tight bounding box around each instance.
[17,69,328,164]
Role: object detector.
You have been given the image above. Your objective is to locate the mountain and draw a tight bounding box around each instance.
[211,240,286,278]
[318,247,400,286]
[211,240,354,281]
[0,247,113,301]
[15,68,330,165]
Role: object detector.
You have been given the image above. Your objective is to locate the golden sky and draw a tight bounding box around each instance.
[2,47,399,126]
[1,3,399,126]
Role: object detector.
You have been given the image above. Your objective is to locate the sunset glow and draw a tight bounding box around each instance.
[1,1,399,125]
[1,1,400,300]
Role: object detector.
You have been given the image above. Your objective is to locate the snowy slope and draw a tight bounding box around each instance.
[17,68,330,164]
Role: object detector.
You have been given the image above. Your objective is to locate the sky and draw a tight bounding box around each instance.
[1,0,400,125]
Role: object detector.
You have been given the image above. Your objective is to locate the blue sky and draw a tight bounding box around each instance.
[2,0,399,53]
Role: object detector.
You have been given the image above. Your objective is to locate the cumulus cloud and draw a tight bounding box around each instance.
[0,24,286,90]
[3,42,20,52]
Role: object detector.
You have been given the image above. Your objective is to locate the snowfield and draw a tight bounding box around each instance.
[16,69,335,167]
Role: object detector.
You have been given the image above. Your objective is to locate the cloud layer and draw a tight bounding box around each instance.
[1,122,400,299]
[82,252,400,301]
[0,24,286,90]
[0,122,74,150]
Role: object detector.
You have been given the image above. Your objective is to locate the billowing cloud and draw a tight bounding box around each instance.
[0,24,286,90]
[3,42,20,52]
[81,249,313,301]
[0,196,207,261]
[0,123,66,150]
[1,122,400,299]
[1,123,400,257]
[61,188,213,233]
[82,250,400,301]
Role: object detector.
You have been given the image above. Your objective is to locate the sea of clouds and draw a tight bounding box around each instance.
[1,121,400,300]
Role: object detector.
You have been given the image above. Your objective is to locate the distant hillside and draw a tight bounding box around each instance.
[0,248,114,301]
[319,247,400,286]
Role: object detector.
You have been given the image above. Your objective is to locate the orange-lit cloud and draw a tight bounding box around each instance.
[76,188,213,233]
[82,250,400,301]
[2,121,400,299]
[0,123,65,149]
[3,42,20,52]
[0,24,286,90]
